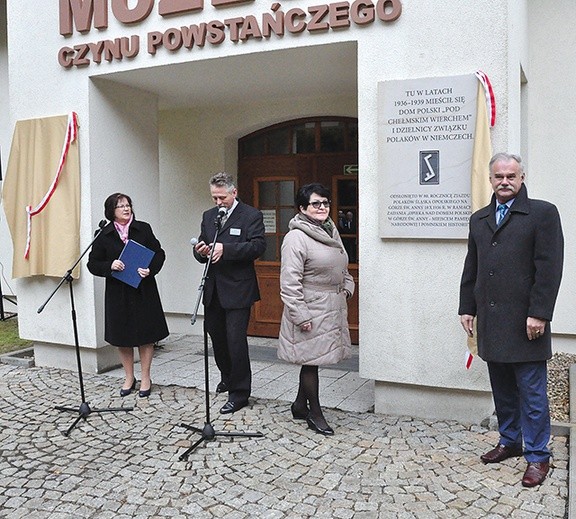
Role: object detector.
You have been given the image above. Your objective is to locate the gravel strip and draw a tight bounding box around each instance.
[549,352,576,423]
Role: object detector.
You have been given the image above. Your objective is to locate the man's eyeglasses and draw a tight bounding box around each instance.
[116,204,131,209]
[309,200,331,209]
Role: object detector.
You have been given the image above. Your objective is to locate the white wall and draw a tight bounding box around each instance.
[88,79,160,344]
[526,0,576,337]
[4,2,92,352]
[33,81,160,371]
[4,0,575,422]
[357,1,576,422]
[3,0,360,364]
[0,0,14,309]
[357,2,511,399]
[158,93,357,324]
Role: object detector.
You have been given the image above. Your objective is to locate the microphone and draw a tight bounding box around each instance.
[94,219,107,236]
[215,206,227,226]
[190,237,198,247]
[216,206,227,220]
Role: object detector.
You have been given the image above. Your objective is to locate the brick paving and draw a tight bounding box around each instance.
[0,335,569,518]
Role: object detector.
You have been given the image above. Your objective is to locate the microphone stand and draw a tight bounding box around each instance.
[0,276,17,321]
[38,222,132,436]
[178,212,263,461]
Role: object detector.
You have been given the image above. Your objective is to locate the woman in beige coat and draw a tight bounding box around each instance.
[279,183,355,435]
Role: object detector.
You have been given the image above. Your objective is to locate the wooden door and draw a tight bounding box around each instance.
[239,118,359,343]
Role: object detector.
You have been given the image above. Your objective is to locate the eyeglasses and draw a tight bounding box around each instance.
[309,200,331,209]
[115,204,131,209]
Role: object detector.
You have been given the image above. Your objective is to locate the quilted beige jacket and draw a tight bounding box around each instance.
[278,214,355,365]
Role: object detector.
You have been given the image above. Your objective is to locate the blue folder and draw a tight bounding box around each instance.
[111,239,155,288]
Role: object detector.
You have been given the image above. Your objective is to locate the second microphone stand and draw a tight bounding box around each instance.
[38,222,132,436]
[179,213,263,460]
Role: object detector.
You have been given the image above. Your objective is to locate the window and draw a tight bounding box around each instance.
[239,117,358,158]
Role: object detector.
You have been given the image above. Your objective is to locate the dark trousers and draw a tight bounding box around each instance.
[487,361,550,462]
[204,290,252,402]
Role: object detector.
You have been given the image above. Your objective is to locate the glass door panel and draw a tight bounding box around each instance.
[256,178,296,262]
[334,176,358,264]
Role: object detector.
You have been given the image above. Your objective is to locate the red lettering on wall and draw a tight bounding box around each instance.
[329,2,351,28]
[122,35,140,57]
[102,39,123,61]
[147,31,164,54]
[181,24,208,47]
[59,0,108,36]
[350,0,374,25]
[239,15,263,40]
[159,0,204,16]
[58,46,75,67]
[88,40,106,63]
[285,8,306,33]
[206,20,226,43]
[212,0,253,7]
[163,28,184,50]
[73,43,91,66]
[224,17,244,41]
[376,0,401,21]
[307,5,329,32]
[58,0,404,66]
[111,0,154,24]
[261,9,284,38]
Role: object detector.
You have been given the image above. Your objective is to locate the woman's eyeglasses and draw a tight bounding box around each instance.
[309,200,331,209]
[115,204,131,209]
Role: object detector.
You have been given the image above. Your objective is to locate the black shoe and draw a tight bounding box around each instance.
[220,400,248,414]
[291,403,309,420]
[306,415,334,436]
[216,381,228,393]
[138,381,152,398]
[119,378,137,397]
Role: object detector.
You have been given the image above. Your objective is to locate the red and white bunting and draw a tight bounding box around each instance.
[475,70,496,127]
[24,112,79,259]
[465,350,474,370]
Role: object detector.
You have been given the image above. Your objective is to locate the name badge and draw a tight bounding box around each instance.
[229,228,241,236]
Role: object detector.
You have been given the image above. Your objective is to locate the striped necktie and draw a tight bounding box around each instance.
[496,204,508,225]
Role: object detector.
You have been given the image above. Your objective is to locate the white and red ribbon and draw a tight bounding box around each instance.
[24,112,79,259]
[465,350,474,370]
[475,70,496,127]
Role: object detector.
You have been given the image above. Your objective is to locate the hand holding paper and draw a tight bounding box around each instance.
[111,240,155,288]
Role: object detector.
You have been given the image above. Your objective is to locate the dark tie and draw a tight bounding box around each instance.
[496,204,508,225]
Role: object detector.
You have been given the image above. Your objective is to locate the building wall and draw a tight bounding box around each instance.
[358,2,510,420]
[526,0,576,339]
[357,0,576,421]
[0,0,13,309]
[2,0,575,422]
[157,93,358,329]
[2,1,363,366]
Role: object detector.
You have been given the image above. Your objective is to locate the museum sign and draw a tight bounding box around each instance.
[58,0,403,68]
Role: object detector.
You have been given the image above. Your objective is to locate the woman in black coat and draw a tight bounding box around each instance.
[88,193,169,398]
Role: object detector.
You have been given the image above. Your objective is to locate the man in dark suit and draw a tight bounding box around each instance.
[343,211,356,233]
[459,153,564,487]
[194,172,266,414]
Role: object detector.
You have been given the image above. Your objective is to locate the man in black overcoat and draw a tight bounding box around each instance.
[459,152,564,487]
[194,172,266,414]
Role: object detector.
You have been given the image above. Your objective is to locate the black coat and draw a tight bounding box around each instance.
[87,219,169,347]
[459,184,563,363]
[193,201,266,309]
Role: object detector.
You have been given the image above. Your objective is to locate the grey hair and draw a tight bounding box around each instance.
[489,152,524,175]
[209,172,236,192]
